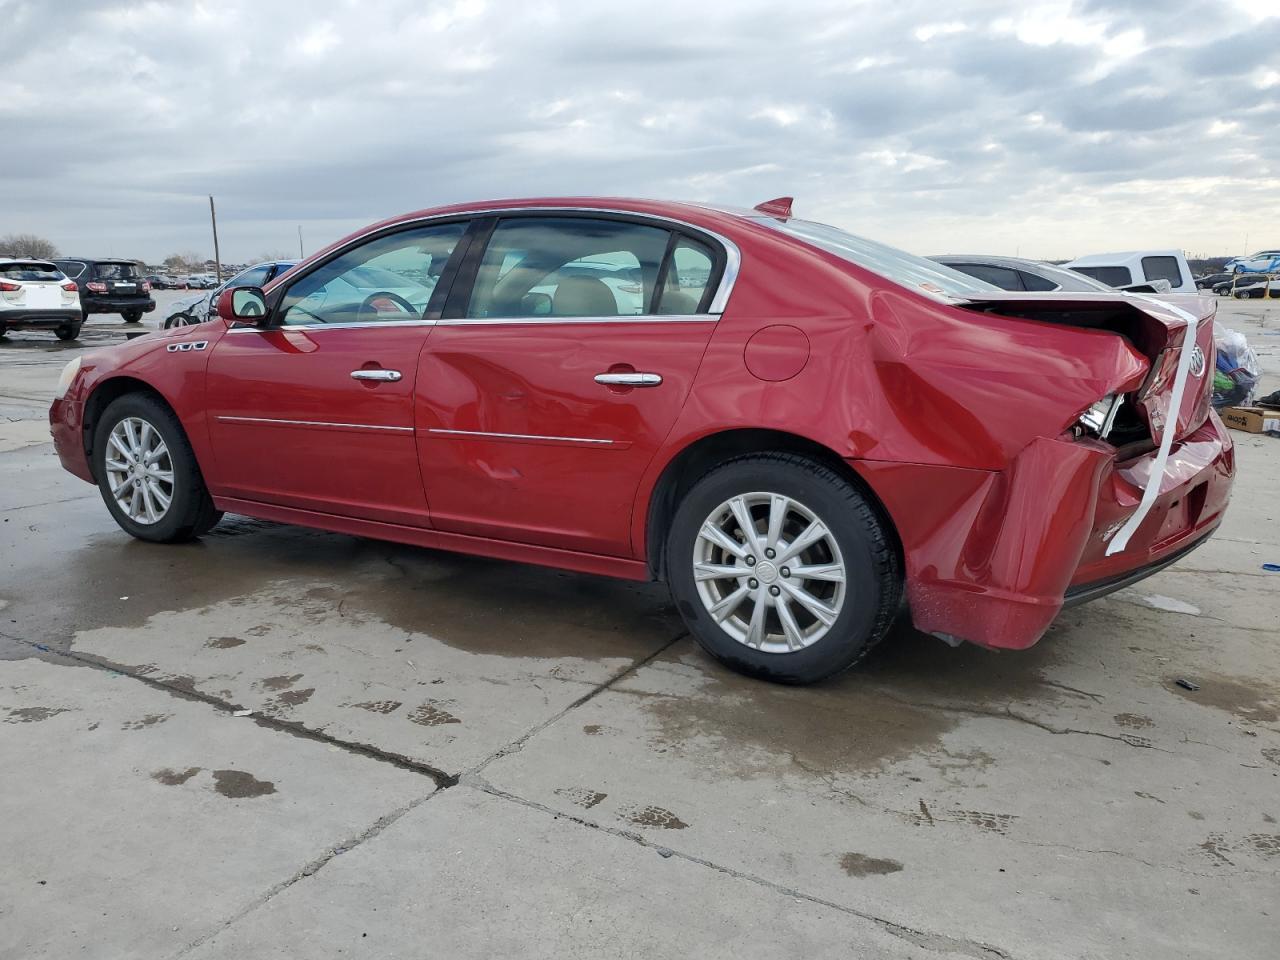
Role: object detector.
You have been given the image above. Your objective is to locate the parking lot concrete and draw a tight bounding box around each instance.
[2,296,1279,959]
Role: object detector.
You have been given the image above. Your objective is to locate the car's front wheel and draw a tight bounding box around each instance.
[93,393,222,543]
[122,309,143,323]
[666,453,901,684]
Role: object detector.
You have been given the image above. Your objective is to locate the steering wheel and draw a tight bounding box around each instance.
[356,291,417,323]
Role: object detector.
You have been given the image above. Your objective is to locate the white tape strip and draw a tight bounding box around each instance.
[1105,296,1200,556]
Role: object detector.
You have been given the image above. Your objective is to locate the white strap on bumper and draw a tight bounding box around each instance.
[1104,296,1201,557]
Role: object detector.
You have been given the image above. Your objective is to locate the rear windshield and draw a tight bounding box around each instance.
[95,262,142,280]
[0,261,63,281]
[759,218,999,300]
[1070,265,1133,287]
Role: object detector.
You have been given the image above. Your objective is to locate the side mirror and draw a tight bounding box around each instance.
[217,286,268,324]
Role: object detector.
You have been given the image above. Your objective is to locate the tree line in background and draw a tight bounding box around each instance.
[0,234,292,272]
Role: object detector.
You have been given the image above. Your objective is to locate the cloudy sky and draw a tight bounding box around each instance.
[2,0,1277,264]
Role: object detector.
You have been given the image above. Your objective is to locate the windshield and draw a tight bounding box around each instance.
[95,262,142,280]
[759,218,999,300]
[0,261,63,281]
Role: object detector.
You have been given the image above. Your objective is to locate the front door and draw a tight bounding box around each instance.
[203,220,469,527]
[416,214,724,556]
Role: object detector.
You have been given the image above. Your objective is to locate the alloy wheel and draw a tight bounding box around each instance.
[104,417,175,525]
[692,491,847,654]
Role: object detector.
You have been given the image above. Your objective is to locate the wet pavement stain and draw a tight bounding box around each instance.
[152,767,201,786]
[212,769,276,799]
[121,713,171,730]
[258,674,303,692]
[582,724,604,735]
[4,706,69,723]
[407,701,461,726]
[951,810,1018,835]
[1245,834,1280,857]
[555,787,608,809]
[205,636,245,649]
[1114,713,1154,729]
[270,688,315,708]
[619,804,688,829]
[840,852,904,877]
[1164,673,1279,723]
[346,700,403,714]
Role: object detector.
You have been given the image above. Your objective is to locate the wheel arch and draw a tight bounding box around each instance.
[82,376,180,480]
[642,427,903,581]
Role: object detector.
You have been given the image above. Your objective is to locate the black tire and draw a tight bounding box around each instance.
[122,309,143,323]
[92,393,222,543]
[665,453,901,684]
[0,324,7,338]
[54,324,81,341]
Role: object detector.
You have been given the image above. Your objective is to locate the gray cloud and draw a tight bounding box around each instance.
[0,0,1276,262]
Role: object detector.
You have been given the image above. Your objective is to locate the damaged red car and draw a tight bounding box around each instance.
[49,197,1233,683]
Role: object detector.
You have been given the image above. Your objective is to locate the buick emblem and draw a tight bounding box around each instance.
[1189,346,1205,378]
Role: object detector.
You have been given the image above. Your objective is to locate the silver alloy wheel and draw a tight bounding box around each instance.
[692,491,847,654]
[104,417,174,525]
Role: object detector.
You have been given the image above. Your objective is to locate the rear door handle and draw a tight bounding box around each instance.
[594,372,662,387]
[351,369,402,382]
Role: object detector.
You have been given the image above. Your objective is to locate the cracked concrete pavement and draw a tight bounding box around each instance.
[1,297,1278,959]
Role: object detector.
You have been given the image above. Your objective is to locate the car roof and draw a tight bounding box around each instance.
[1065,250,1184,266]
[0,257,57,265]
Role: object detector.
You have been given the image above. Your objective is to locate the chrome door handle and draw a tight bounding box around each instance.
[351,369,402,382]
[594,372,662,387]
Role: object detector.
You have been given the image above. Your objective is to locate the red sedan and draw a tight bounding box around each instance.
[49,197,1233,683]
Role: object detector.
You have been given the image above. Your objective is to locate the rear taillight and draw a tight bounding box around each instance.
[61,280,77,292]
[86,281,108,293]
[0,281,19,292]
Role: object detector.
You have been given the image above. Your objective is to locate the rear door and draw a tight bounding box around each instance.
[415,213,727,556]
[203,220,470,527]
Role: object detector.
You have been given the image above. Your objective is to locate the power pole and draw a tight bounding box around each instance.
[297,224,304,258]
[209,195,223,282]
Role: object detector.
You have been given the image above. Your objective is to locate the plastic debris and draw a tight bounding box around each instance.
[1175,678,1200,691]
[232,709,253,717]
[1140,595,1201,616]
[1263,563,1280,573]
[1212,326,1260,408]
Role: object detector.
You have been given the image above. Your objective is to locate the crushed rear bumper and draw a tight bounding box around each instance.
[853,410,1234,650]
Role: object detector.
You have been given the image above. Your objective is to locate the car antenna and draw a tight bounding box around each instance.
[753,196,794,218]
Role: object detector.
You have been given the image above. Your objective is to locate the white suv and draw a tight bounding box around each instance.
[0,259,83,340]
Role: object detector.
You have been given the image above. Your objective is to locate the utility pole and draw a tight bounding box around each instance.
[209,195,223,282]
[297,224,304,258]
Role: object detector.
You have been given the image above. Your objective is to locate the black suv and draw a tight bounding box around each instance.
[52,258,156,323]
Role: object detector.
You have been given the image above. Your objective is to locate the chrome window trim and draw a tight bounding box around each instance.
[437,313,717,326]
[266,205,742,317]
[426,427,614,446]
[216,415,413,433]
[224,319,436,334]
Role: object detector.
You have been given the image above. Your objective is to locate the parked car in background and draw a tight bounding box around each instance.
[1224,250,1280,274]
[52,258,155,323]
[1064,250,1196,293]
[1195,272,1234,290]
[1221,276,1276,299]
[163,260,298,328]
[184,274,218,289]
[147,275,184,290]
[0,258,83,340]
[931,254,1169,293]
[49,196,1232,685]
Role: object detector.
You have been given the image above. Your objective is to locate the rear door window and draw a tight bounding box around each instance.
[656,237,716,314]
[466,217,670,318]
[55,260,85,279]
[1141,256,1181,285]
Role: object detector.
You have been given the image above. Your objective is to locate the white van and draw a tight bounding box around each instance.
[1063,250,1196,293]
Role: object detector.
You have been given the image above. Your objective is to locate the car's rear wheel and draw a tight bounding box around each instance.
[122,309,143,323]
[93,394,222,543]
[666,453,900,684]
[54,324,81,341]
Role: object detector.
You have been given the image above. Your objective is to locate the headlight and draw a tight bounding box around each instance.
[1076,394,1122,439]
[54,356,82,400]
